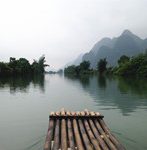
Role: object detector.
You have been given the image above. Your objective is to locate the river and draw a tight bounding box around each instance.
[0,74,147,150]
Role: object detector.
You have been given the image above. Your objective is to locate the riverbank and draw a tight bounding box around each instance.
[64,52,147,78]
[0,55,48,76]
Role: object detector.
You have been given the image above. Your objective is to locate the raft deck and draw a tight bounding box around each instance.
[44,109,125,150]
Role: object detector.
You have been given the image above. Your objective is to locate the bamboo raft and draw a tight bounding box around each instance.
[44,109,125,150]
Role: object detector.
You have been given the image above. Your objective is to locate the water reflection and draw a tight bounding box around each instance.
[65,75,147,116]
[98,75,107,89]
[64,74,90,88]
[0,75,45,93]
[117,77,147,97]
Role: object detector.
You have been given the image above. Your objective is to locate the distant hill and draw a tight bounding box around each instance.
[65,53,83,68]
[82,30,147,68]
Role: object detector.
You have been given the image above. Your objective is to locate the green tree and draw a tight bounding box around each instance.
[0,62,12,75]
[79,61,90,71]
[64,65,76,75]
[17,58,31,74]
[97,58,107,74]
[8,57,31,74]
[32,55,49,73]
[114,53,147,77]
[64,61,91,75]
[8,57,18,73]
[118,55,130,66]
[0,55,49,76]
[38,55,49,73]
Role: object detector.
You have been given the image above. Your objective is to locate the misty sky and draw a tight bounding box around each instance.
[0,0,147,70]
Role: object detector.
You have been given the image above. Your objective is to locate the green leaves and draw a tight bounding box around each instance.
[64,61,91,76]
[32,55,49,74]
[114,53,147,77]
[97,58,107,74]
[0,55,49,76]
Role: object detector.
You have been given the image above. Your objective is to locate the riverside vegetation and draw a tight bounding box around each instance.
[0,55,49,76]
[64,52,147,78]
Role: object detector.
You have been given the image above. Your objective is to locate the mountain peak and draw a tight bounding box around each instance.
[82,29,146,68]
[122,29,133,36]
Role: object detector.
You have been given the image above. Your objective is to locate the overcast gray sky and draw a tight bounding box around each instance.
[0,0,147,70]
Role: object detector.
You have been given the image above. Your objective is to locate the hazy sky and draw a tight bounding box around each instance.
[0,0,147,70]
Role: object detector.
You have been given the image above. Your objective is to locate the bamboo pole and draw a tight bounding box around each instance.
[99,119,125,150]
[67,118,75,150]
[83,119,101,150]
[83,110,101,150]
[78,119,93,150]
[44,118,55,150]
[86,111,117,150]
[88,119,109,150]
[73,118,84,150]
[61,108,68,150]
[94,119,117,150]
[45,109,125,150]
[53,119,60,150]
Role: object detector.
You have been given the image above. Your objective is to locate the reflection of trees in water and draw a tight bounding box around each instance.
[98,75,106,89]
[32,75,45,92]
[117,77,147,97]
[64,74,90,88]
[0,75,45,93]
[78,75,90,88]
[65,74,147,116]
[98,76,147,116]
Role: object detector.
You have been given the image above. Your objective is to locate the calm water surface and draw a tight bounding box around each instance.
[0,74,147,150]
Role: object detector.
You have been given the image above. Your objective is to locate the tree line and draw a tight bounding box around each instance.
[0,55,49,76]
[112,53,147,77]
[64,61,93,75]
[64,52,147,78]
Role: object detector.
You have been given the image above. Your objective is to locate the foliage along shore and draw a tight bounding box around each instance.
[0,55,49,76]
[64,52,147,78]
